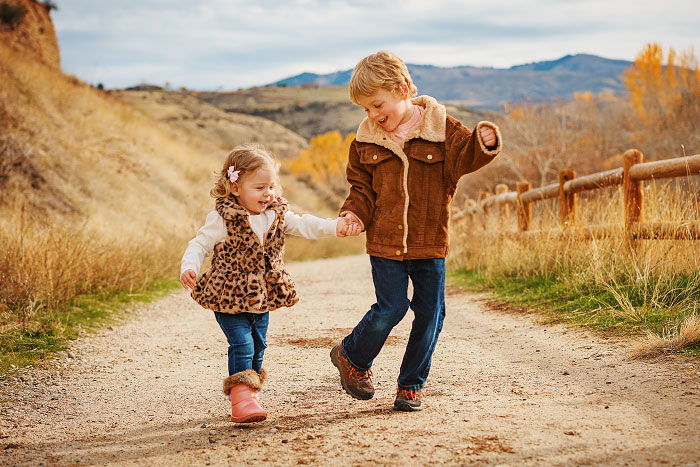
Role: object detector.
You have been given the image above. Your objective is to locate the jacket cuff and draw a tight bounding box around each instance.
[476,121,502,156]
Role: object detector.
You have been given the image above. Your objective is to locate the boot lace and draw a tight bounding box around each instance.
[347,366,373,383]
[397,388,418,400]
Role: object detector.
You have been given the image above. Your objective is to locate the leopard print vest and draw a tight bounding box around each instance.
[191,195,299,314]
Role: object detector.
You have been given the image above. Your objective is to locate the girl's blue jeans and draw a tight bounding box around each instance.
[342,256,446,390]
[214,311,269,375]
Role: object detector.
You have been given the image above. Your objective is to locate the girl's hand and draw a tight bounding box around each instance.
[479,125,497,147]
[180,270,196,289]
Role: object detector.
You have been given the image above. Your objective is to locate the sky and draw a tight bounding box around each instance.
[52,0,700,91]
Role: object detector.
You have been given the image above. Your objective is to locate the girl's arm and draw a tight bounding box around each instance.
[180,210,227,277]
[284,210,340,239]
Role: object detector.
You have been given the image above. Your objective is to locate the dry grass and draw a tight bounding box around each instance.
[451,180,700,356]
[0,203,186,332]
[632,314,700,358]
[0,42,360,359]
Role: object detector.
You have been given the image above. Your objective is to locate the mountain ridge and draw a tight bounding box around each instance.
[271,53,632,109]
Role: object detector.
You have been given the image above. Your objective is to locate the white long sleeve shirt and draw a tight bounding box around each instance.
[181,210,339,276]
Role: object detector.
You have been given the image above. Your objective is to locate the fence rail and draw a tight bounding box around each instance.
[453,150,700,241]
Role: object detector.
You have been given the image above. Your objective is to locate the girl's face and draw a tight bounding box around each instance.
[356,83,413,132]
[231,166,276,215]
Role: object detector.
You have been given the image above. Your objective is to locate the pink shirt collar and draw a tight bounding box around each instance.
[392,105,424,142]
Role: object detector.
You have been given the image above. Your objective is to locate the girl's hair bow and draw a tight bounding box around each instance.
[227,165,240,183]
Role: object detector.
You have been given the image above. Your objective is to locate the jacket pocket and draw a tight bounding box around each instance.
[359,147,394,165]
[406,141,445,164]
[359,147,402,206]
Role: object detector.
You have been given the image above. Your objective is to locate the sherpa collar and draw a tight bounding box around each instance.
[216,195,288,221]
[355,95,447,153]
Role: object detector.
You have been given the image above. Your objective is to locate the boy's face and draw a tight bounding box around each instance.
[356,87,413,133]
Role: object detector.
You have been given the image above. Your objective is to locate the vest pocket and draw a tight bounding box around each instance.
[265,269,298,310]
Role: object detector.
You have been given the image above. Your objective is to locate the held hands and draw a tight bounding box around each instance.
[180,269,196,290]
[479,125,497,147]
[337,212,362,237]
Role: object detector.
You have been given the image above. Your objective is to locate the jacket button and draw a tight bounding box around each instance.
[398,224,403,230]
[395,250,401,256]
[427,154,433,160]
[372,155,378,160]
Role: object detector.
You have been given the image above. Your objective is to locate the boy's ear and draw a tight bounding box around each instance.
[398,82,409,99]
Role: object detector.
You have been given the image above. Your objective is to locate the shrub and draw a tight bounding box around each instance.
[40,0,57,12]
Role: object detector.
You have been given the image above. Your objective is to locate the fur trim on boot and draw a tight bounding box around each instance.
[223,368,267,395]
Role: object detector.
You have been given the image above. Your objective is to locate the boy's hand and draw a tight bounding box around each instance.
[180,270,196,289]
[345,213,363,236]
[479,126,497,147]
[337,213,362,237]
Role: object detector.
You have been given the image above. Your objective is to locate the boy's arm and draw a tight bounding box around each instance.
[339,140,375,231]
[181,210,226,277]
[446,118,502,185]
[284,210,340,239]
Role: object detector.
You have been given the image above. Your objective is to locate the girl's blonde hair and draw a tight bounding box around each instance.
[349,51,418,105]
[210,144,279,198]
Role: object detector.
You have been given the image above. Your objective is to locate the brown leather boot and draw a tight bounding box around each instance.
[394,387,422,411]
[330,344,374,400]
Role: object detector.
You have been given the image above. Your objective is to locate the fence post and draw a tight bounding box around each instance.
[466,199,476,224]
[623,150,644,236]
[516,181,532,232]
[479,191,490,229]
[495,184,509,230]
[559,168,576,228]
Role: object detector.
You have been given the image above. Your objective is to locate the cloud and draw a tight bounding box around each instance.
[52,0,700,89]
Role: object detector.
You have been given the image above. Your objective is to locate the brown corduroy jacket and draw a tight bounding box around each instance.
[340,95,502,260]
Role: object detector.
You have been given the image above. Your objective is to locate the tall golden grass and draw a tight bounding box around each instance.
[451,181,700,355]
[0,43,358,349]
[0,204,186,330]
[0,42,219,334]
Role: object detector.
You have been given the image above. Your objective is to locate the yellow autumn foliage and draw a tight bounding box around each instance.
[287,130,355,193]
[623,43,700,130]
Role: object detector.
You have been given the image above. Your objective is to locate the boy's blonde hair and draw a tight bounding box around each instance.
[349,51,418,104]
[210,144,280,198]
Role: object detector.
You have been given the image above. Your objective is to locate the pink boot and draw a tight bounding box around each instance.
[223,369,267,423]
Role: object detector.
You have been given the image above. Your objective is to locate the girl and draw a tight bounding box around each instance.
[181,144,358,423]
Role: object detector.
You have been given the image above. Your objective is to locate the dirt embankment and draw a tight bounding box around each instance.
[0,0,59,68]
[2,255,699,465]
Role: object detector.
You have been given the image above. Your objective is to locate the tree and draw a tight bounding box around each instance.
[286,131,354,195]
[623,43,700,155]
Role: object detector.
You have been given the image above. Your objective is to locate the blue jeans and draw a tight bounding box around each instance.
[214,311,269,375]
[342,256,446,390]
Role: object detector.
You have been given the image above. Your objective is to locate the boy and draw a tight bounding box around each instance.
[330,51,501,411]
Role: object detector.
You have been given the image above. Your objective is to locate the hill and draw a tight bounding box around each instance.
[112,90,308,160]
[269,54,632,109]
[197,86,497,138]
[0,32,338,238]
[110,89,342,214]
[0,8,359,349]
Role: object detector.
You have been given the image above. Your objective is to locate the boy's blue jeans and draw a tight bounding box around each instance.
[342,256,446,390]
[214,311,269,375]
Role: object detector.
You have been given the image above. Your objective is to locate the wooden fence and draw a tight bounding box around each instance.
[454,150,700,240]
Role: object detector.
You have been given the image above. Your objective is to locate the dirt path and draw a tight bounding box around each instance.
[2,255,700,466]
